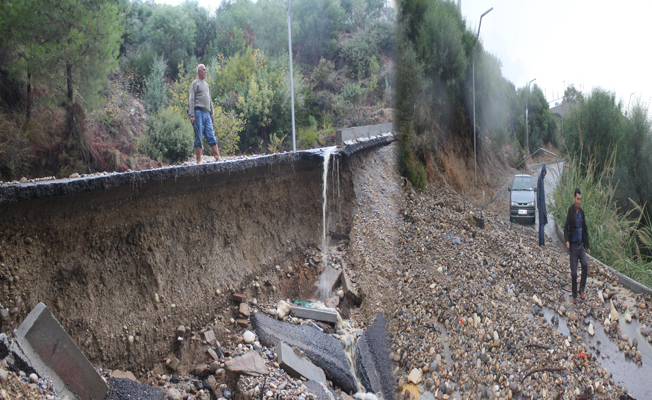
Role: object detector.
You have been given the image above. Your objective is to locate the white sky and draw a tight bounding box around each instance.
[463,0,652,109]
[155,0,652,110]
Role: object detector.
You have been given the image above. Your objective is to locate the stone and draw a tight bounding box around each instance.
[532,295,543,307]
[639,302,647,309]
[225,351,269,377]
[0,370,6,383]
[318,265,342,297]
[233,294,246,303]
[204,329,217,346]
[208,348,219,361]
[239,303,251,317]
[29,373,38,383]
[243,330,256,344]
[277,342,327,384]
[167,388,183,400]
[111,370,137,381]
[0,309,8,321]
[341,269,363,306]
[176,325,185,336]
[276,300,292,319]
[324,295,340,309]
[625,313,632,323]
[610,300,619,322]
[166,357,181,371]
[588,324,594,337]
[493,331,500,346]
[303,380,343,400]
[430,360,438,372]
[407,368,422,384]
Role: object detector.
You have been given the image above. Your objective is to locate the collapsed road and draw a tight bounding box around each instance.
[0,136,651,399]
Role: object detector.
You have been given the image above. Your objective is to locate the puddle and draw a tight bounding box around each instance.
[537,306,652,399]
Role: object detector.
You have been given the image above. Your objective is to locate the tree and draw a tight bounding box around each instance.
[145,4,196,79]
[292,0,344,64]
[142,55,169,113]
[564,84,582,104]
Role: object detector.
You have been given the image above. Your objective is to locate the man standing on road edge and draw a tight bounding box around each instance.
[189,64,221,164]
[564,188,590,304]
[537,163,547,246]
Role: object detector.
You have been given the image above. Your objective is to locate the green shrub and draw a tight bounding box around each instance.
[550,153,652,287]
[340,28,380,79]
[312,58,336,91]
[144,108,193,163]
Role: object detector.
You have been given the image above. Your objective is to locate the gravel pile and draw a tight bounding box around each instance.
[390,182,651,399]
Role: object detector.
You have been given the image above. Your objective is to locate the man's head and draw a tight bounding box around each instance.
[574,188,581,209]
[197,64,207,80]
[541,163,547,178]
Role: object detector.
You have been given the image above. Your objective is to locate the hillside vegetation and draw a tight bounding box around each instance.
[395,0,557,189]
[0,0,395,180]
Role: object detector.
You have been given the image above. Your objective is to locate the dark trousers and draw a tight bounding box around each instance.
[538,223,546,245]
[570,242,588,298]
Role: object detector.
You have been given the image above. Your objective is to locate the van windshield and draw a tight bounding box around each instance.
[512,176,533,191]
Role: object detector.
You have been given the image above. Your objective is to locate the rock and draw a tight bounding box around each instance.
[452,238,461,245]
[68,173,80,179]
[430,360,438,372]
[588,323,595,336]
[639,302,647,309]
[558,305,566,315]
[324,295,340,309]
[176,325,185,336]
[225,351,269,377]
[239,303,251,317]
[276,300,292,319]
[0,309,8,321]
[0,370,6,383]
[209,361,220,373]
[493,331,500,346]
[167,388,183,400]
[546,257,551,265]
[625,313,632,323]
[532,295,542,307]
[341,269,363,306]
[303,380,343,400]
[407,368,422,384]
[111,370,137,381]
[610,300,619,322]
[243,330,256,344]
[233,293,246,303]
[166,357,180,371]
[29,373,38,383]
[204,329,217,346]
[277,342,327,384]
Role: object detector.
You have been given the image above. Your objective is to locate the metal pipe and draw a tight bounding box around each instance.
[473,6,493,188]
[287,0,296,152]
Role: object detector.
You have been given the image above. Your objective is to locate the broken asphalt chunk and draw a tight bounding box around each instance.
[277,341,327,384]
[251,312,357,394]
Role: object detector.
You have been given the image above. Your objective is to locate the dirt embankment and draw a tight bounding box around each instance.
[0,150,384,377]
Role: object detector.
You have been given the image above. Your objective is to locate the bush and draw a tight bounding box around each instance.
[312,58,336,91]
[339,28,380,79]
[143,108,193,163]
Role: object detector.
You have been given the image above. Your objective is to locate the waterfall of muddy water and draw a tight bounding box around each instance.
[318,147,337,300]
[336,314,368,394]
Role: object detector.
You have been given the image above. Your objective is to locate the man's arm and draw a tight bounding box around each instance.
[582,209,590,253]
[564,206,571,249]
[188,81,196,123]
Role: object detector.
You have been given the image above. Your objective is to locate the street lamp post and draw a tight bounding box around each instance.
[287,0,296,152]
[525,78,536,157]
[473,6,493,188]
[627,92,635,116]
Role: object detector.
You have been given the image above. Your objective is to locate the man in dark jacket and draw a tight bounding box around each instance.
[537,164,547,246]
[564,188,590,304]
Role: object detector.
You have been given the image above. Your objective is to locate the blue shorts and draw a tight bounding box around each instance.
[193,109,218,148]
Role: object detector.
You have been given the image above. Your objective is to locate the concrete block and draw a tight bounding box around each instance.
[341,269,363,306]
[291,306,339,324]
[16,302,108,400]
[277,342,327,384]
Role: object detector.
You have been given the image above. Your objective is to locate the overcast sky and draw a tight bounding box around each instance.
[463,0,652,110]
[155,0,652,110]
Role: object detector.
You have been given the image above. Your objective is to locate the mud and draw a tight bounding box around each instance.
[0,146,390,378]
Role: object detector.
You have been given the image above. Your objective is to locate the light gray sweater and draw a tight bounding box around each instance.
[188,78,214,118]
